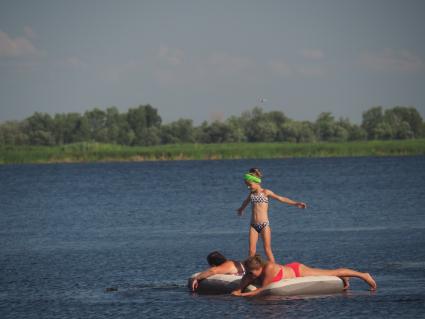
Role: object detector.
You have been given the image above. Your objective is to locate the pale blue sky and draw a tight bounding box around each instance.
[1,0,424,124]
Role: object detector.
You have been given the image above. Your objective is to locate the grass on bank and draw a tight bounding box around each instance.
[1,139,425,164]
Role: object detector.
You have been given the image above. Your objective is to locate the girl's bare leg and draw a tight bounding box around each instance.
[260,226,275,263]
[299,264,377,290]
[248,227,259,257]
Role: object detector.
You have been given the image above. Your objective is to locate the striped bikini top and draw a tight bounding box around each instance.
[232,261,246,276]
[250,191,269,204]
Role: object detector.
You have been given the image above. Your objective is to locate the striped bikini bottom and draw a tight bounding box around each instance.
[250,221,270,233]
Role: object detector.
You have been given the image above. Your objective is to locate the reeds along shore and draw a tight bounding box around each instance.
[1,140,425,164]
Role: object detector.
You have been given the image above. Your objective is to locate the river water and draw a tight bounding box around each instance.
[1,157,424,318]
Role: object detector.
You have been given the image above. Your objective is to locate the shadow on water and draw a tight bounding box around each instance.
[104,280,188,301]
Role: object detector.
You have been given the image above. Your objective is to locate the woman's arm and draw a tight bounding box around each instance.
[232,287,265,297]
[231,273,256,296]
[191,261,234,291]
[232,264,277,297]
[236,194,251,215]
[266,190,306,208]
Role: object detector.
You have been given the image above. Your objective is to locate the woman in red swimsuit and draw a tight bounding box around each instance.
[231,255,377,297]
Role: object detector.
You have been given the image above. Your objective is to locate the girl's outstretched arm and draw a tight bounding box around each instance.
[236,194,251,215]
[191,261,235,291]
[232,287,264,297]
[266,190,307,208]
[231,273,258,296]
[232,264,276,297]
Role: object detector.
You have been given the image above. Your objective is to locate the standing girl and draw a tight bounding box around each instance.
[236,168,306,263]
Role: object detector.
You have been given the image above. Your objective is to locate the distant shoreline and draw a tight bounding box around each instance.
[1,140,424,164]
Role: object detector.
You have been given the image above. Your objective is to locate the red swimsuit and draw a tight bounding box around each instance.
[271,262,301,282]
[272,267,283,282]
[285,262,301,277]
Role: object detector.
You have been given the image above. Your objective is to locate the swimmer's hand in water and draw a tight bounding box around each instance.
[191,278,199,291]
[231,289,242,296]
[295,202,307,209]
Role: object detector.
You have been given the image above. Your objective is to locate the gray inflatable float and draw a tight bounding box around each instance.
[189,273,344,296]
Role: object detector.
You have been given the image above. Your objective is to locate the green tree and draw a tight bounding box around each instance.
[225,116,245,142]
[84,108,108,142]
[315,112,335,141]
[143,127,161,146]
[279,120,315,143]
[384,106,423,139]
[314,113,351,142]
[246,121,278,142]
[24,112,55,145]
[299,121,317,142]
[127,105,161,145]
[161,119,195,144]
[198,121,241,143]
[264,110,288,127]
[362,106,384,140]
[374,122,394,140]
[392,106,423,137]
[349,125,367,141]
[242,107,279,142]
[53,113,66,145]
[104,107,122,143]
[73,115,91,142]
[0,121,29,145]
[160,124,178,144]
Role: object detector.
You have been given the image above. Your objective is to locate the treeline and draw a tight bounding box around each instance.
[0,105,424,146]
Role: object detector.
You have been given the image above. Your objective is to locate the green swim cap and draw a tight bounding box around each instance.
[244,173,261,184]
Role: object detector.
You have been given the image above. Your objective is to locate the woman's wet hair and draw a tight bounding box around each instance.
[243,254,266,271]
[249,168,263,178]
[207,251,227,266]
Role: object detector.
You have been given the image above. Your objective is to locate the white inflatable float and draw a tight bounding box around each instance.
[188,273,344,296]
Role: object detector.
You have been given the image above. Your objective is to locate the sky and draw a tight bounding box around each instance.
[0,0,424,124]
